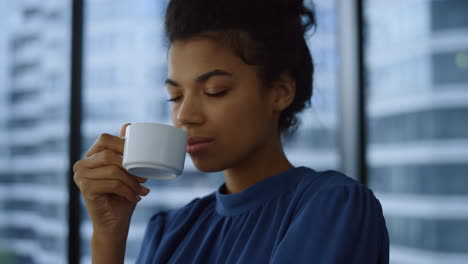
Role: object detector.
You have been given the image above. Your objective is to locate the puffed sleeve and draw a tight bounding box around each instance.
[136,211,167,264]
[270,184,389,264]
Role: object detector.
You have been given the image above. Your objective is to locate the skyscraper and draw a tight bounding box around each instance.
[365,0,468,263]
[0,0,71,263]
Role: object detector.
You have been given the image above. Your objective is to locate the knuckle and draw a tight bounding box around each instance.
[100,149,114,163]
[80,179,91,194]
[108,165,121,175]
[98,133,111,141]
[95,133,110,147]
[72,160,82,173]
[73,172,80,185]
[109,180,121,192]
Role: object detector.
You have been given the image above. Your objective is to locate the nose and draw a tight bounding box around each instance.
[175,93,204,127]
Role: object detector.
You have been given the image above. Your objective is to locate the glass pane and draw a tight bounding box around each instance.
[81,1,222,263]
[0,0,72,263]
[365,0,468,263]
[284,0,340,171]
[81,0,340,263]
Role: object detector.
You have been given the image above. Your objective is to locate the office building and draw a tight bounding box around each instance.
[366,0,468,263]
[0,0,71,263]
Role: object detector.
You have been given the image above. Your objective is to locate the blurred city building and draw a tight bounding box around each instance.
[0,0,71,263]
[365,0,468,263]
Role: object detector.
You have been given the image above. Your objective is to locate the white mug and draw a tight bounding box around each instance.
[122,122,187,179]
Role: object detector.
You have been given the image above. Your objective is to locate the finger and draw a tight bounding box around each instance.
[78,149,147,183]
[82,149,125,170]
[81,165,150,196]
[80,178,142,203]
[85,133,125,158]
[120,123,131,138]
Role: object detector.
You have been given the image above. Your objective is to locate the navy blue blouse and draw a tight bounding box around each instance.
[136,166,389,263]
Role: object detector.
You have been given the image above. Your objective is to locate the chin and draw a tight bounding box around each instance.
[189,154,229,173]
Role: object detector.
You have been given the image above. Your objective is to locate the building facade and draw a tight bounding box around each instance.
[365,0,468,263]
[0,0,71,263]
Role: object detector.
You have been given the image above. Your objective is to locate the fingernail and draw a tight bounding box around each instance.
[136,176,147,183]
[140,186,150,195]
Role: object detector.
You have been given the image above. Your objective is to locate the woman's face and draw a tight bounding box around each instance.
[166,37,279,172]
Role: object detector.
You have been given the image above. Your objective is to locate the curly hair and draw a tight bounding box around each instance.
[165,0,316,137]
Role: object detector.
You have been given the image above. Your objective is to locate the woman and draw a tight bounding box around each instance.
[73,0,389,263]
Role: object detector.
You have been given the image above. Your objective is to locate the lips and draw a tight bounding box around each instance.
[187,136,214,145]
[187,136,214,154]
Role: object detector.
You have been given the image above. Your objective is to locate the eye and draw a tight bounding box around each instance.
[167,90,227,102]
[205,90,227,97]
[167,96,182,102]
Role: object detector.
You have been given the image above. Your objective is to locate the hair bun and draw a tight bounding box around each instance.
[264,0,317,35]
[290,0,317,33]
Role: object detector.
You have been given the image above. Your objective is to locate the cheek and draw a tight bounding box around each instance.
[170,107,177,126]
[171,110,176,128]
[214,95,270,139]
[170,105,182,128]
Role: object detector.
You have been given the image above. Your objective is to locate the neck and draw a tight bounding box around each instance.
[222,134,294,195]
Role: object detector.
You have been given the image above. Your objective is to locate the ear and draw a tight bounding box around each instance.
[271,72,296,112]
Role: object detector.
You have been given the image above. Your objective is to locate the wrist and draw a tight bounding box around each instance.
[91,230,128,264]
[92,226,129,241]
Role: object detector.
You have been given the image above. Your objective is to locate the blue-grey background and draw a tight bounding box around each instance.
[0,0,467,263]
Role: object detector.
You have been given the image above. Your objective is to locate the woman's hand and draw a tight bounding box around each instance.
[73,123,151,235]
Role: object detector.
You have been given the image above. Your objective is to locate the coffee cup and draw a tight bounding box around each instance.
[122,122,187,179]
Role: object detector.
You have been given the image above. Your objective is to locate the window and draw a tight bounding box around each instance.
[365,0,468,263]
[0,0,72,263]
[4,0,466,262]
[81,0,224,262]
[431,0,468,32]
[433,50,468,85]
[284,0,340,171]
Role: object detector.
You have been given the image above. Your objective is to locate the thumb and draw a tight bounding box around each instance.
[120,123,131,137]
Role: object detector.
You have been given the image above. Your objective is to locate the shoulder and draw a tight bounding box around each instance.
[271,170,389,263]
[297,169,376,199]
[294,169,384,220]
[298,168,360,191]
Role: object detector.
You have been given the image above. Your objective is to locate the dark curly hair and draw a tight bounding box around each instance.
[165,0,316,137]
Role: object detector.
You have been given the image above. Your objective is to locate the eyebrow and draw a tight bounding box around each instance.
[165,69,233,87]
